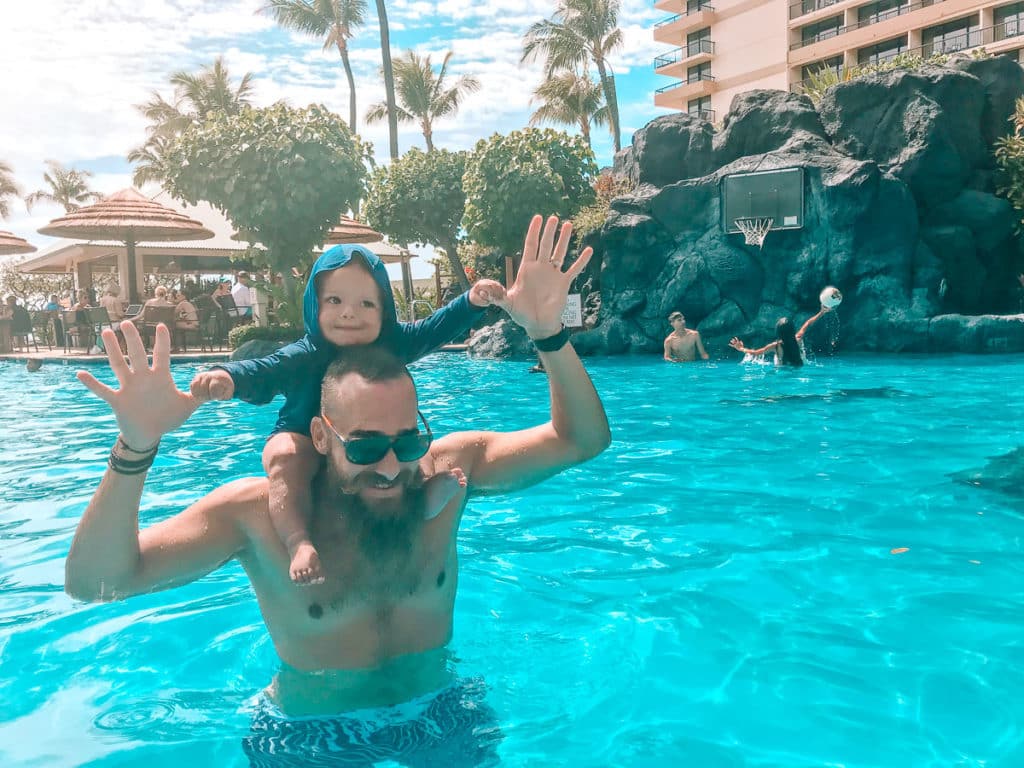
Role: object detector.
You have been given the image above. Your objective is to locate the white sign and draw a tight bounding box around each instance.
[561,293,583,328]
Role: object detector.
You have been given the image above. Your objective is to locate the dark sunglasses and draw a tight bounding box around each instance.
[320,410,433,465]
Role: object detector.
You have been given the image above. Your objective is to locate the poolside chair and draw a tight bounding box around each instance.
[30,311,54,350]
[216,294,252,328]
[10,307,38,352]
[85,307,115,340]
[140,305,176,349]
[61,310,93,353]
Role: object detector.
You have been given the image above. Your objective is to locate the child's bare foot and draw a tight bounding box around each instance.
[290,543,324,585]
[423,468,466,520]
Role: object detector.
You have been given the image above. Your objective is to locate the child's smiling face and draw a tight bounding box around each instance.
[317,262,384,347]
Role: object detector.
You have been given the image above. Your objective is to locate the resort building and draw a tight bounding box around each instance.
[653,0,1024,118]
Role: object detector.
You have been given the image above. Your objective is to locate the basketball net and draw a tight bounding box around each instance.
[734,217,773,249]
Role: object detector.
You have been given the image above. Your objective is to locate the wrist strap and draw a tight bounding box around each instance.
[109,438,160,475]
[533,326,570,352]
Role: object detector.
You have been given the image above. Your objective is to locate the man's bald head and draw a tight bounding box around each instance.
[320,347,416,421]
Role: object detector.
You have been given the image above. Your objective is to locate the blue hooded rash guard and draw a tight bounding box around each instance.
[215,244,483,436]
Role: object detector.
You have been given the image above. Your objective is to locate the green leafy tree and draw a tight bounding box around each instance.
[365,50,480,152]
[0,160,21,219]
[522,0,623,152]
[463,128,597,257]
[259,0,367,133]
[158,102,370,275]
[364,148,471,290]
[129,57,254,187]
[0,260,72,307]
[995,96,1024,226]
[374,0,399,159]
[24,161,101,213]
[530,70,608,147]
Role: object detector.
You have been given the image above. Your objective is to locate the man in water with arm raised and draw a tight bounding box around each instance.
[65,215,610,729]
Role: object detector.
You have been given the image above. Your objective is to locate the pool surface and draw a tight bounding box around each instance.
[1,353,1022,767]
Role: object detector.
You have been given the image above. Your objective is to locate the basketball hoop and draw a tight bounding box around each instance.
[734,217,773,249]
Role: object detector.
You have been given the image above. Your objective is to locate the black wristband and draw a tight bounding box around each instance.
[532,326,570,352]
[108,438,160,475]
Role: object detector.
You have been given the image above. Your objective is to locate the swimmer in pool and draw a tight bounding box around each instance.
[729,306,831,368]
[663,311,709,362]
[64,215,610,721]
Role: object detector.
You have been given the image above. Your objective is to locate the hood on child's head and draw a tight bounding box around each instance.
[302,244,399,348]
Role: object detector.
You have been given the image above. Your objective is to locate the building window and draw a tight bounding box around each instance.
[687,61,712,82]
[857,0,909,25]
[801,56,843,82]
[922,15,980,55]
[685,0,711,13]
[686,27,714,57]
[688,96,712,114]
[800,0,840,15]
[857,35,907,65]
[801,15,844,45]
[995,3,1024,41]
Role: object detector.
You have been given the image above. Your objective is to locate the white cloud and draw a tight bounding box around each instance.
[1,0,665,246]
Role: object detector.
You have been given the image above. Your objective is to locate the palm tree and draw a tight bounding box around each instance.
[24,161,100,213]
[127,135,172,188]
[522,0,623,152]
[365,50,480,152]
[259,0,367,133]
[0,161,21,220]
[529,70,608,146]
[374,0,400,159]
[129,57,254,187]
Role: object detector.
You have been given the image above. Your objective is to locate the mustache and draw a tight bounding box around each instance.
[338,466,425,494]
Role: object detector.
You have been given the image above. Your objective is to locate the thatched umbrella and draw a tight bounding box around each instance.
[325,216,382,245]
[0,231,37,256]
[37,188,213,303]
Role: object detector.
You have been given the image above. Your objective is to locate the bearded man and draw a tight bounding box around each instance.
[64,215,611,763]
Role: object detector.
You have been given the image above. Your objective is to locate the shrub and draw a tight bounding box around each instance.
[995,96,1024,228]
[801,51,969,104]
[228,323,301,349]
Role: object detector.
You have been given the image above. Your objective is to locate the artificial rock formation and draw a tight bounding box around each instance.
[473,55,1024,359]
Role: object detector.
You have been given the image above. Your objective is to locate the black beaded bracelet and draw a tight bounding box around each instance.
[108,438,160,475]
[532,326,570,352]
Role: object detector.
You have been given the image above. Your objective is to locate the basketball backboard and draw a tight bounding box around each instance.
[721,167,804,234]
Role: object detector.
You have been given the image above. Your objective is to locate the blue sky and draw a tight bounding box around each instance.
[1,1,672,276]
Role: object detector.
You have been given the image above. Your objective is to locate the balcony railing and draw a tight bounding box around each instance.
[688,109,716,121]
[654,2,714,27]
[656,80,685,93]
[790,23,1024,91]
[653,39,716,68]
[789,0,843,21]
[782,1,1015,51]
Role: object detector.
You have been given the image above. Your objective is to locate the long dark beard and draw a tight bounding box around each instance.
[317,462,427,561]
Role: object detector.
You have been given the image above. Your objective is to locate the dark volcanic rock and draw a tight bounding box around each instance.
[953,54,1024,149]
[614,113,716,188]
[818,68,985,209]
[467,318,535,360]
[714,89,828,166]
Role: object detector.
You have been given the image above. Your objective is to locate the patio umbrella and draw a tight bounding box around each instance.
[37,188,213,303]
[0,231,37,256]
[325,216,382,245]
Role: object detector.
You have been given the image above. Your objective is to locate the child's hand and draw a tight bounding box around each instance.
[469,279,506,308]
[728,337,744,350]
[190,370,235,402]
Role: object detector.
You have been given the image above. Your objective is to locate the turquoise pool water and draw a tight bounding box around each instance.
[1,353,1022,767]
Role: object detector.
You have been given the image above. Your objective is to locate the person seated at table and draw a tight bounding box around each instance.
[70,289,92,311]
[171,289,200,352]
[6,296,32,339]
[99,285,126,325]
[45,294,61,312]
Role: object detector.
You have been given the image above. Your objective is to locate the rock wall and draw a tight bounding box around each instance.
[485,56,1024,359]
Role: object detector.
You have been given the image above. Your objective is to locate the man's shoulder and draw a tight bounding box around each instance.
[198,476,270,525]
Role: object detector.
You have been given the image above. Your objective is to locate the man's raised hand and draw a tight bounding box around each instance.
[494,215,593,339]
[77,322,198,449]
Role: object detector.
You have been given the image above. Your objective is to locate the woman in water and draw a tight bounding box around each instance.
[729,306,832,367]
